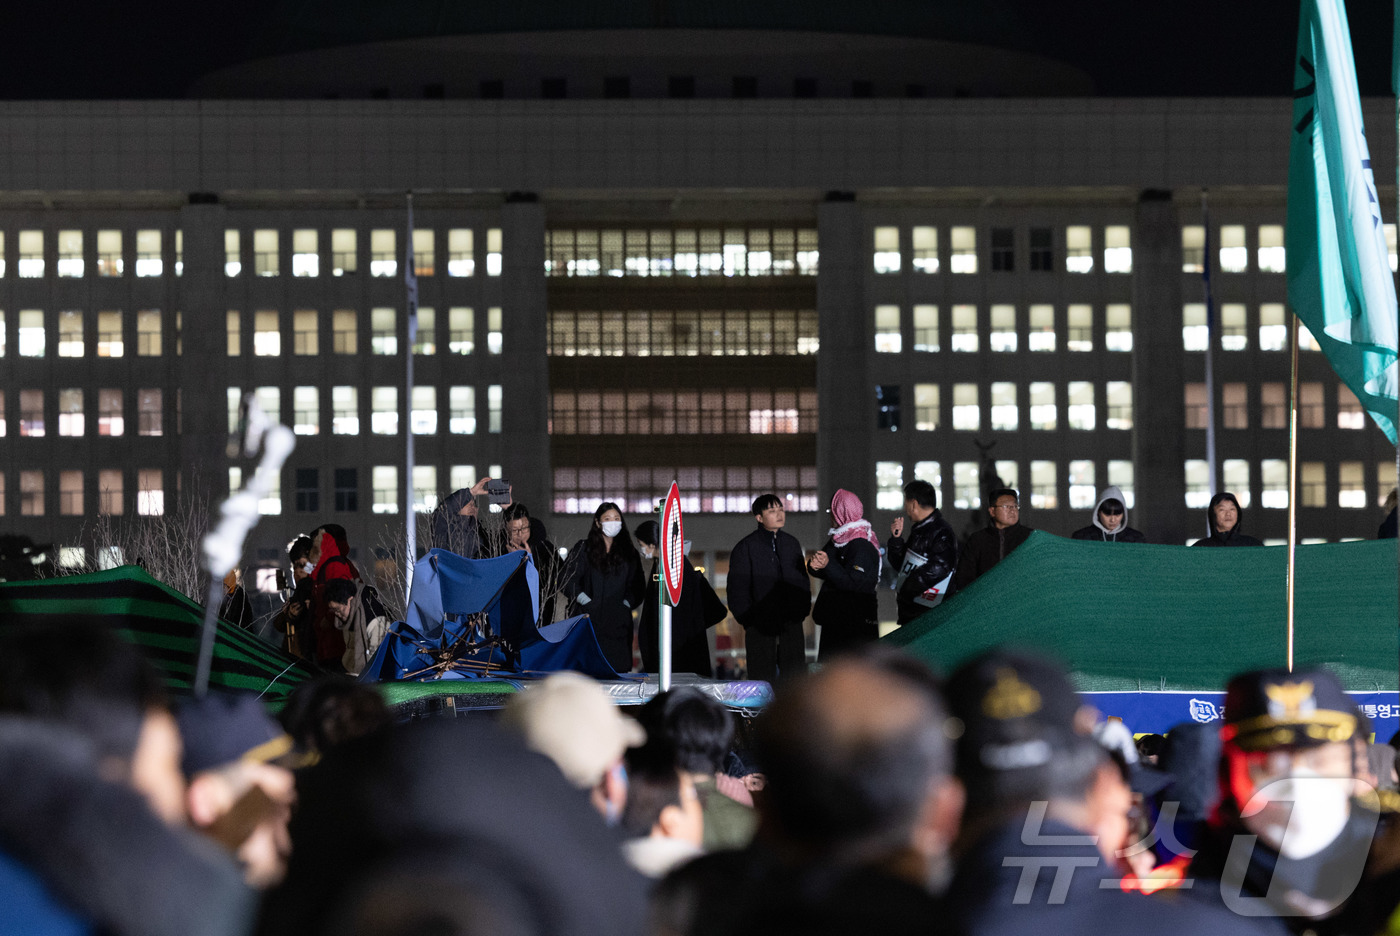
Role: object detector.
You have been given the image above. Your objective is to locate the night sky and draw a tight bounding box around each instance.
[1,0,1397,99]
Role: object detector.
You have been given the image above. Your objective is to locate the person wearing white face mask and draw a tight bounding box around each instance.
[564,502,647,673]
[1187,666,1381,926]
[273,535,316,659]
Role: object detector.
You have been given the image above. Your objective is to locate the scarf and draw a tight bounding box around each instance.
[829,488,881,548]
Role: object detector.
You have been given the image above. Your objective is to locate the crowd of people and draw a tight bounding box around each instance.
[5,612,1400,936]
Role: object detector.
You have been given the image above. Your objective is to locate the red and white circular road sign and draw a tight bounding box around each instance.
[660,482,685,607]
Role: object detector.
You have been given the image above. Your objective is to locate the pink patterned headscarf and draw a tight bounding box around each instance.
[829,489,881,548]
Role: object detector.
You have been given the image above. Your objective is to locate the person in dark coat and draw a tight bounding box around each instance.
[1071,485,1146,543]
[808,488,880,661]
[635,521,728,677]
[1191,492,1263,547]
[727,494,812,683]
[497,503,561,625]
[885,479,959,625]
[1379,489,1396,538]
[565,501,647,674]
[429,475,495,559]
[952,486,1033,593]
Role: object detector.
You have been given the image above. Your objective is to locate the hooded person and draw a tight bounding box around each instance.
[1191,492,1263,547]
[429,476,495,560]
[808,488,881,661]
[1071,486,1146,543]
[635,521,728,678]
[308,525,360,669]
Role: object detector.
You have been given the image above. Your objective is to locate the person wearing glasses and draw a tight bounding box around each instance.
[1070,486,1145,543]
[952,487,1033,593]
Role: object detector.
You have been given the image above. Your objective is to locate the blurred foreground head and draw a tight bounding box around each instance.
[755,647,963,872]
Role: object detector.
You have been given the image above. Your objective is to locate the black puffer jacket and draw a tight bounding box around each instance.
[810,536,880,660]
[727,527,812,636]
[885,511,959,624]
[1191,493,1264,547]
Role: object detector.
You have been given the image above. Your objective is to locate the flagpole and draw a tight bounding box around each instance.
[405,193,419,598]
[1394,90,1399,694]
[1202,191,1218,494]
[1288,312,1300,673]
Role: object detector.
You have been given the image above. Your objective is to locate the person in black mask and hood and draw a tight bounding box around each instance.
[1191,492,1263,547]
[1071,485,1146,543]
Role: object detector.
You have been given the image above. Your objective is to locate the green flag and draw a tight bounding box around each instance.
[1289,0,1400,442]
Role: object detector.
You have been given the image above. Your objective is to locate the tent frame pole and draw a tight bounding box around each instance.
[1287,313,1300,673]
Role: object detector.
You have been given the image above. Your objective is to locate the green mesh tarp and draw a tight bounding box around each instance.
[0,565,315,704]
[882,532,1400,692]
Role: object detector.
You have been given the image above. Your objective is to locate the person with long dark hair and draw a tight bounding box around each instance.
[565,502,647,673]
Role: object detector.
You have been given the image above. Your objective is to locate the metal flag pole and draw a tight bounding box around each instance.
[1202,191,1219,494]
[1395,91,1399,692]
[404,193,419,597]
[1288,312,1300,673]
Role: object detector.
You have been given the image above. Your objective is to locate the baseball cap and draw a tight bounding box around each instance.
[502,672,646,789]
[176,692,304,777]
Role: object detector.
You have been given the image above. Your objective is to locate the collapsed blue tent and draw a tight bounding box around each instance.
[362,548,622,682]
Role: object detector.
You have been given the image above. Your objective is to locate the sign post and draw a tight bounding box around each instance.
[659,482,685,692]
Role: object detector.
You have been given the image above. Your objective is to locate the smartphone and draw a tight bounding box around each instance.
[275,569,289,591]
[486,479,512,505]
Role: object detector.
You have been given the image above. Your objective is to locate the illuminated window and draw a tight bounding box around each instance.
[873,226,901,274]
[1259,303,1287,351]
[1258,225,1285,273]
[1339,462,1365,508]
[1106,382,1132,430]
[1300,382,1325,428]
[134,309,161,356]
[331,229,357,275]
[411,386,437,435]
[990,228,1014,272]
[1382,463,1396,507]
[1030,382,1057,431]
[950,227,976,274]
[874,305,901,352]
[96,310,122,357]
[137,469,164,516]
[174,230,183,276]
[914,384,939,431]
[953,461,980,509]
[1182,225,1205,273]
[332,386,359,435]
[1335,384,1365,429]
[1219,225,1247,273]
[951,305,978,352]
[1066,226,1093,273]
[915,462,942,504]
[1261,383,1286,428]
[1067,382,1095,430]
[1184,460,1209,508]
[57,310,83,357]
[226,311,241,356]
[1220,303,1247,350]
[370,230,397,276]
[135,230,162,277]
[292,229,318,277]
[875,461,904,510]
[911,226,938,273]
[1069,460,1096,509]
[952,384,979,431]
[1224,459,1251,508]
[1387,224,1399,273]
[253,386,280,425]
[990,305,1016,352]
[1301,462,1326,507]
[1030,461,1058,509]
[995,460,1018,492]
[487,307,503,354]
[1182,304,1208,351]
[413,229,435,277]
[18,231,42,278]
[224,230,241,276]
[412,307,436,355]
[1067,304,1092,351]
[58,389,83,436]
[373,466,399,514]
[18,310,44,357]
[137,389,161,436]
[96,231,122,276]
[990,382,1018,431]
[448,229,475,276]
[371,387,398,434]
[371,308,397,354]
[450,386,476,434]
[1028,305,1055,351]
[1184,383,1207,429]
[1223,383,1248,429]
[98,469,123,516]
[1262,459,1288,508]
[1105,304,1132,352]
[1108,461,1135,508]
[258,469,282,516]
[331,310,356,354]
[253,229,278,276]
[912,305,938,352]
[19,389,44,436]
[1299,322,1321,351]
[486,228,502,276]
[253,311,280,356]
[0,310,5,358]
[412,465,438,513]
[59,471,84,515]
[1103,225,1131,273]
[292,386,319,436]
[449,307,474,354]
[98,389,123,436]
[57,230,83,277]
[19,471,43,516]
[292,310,317,355]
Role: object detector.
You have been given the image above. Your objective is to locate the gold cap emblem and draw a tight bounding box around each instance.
[983,668,1042,720]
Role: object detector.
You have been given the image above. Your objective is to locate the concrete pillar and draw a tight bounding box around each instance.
[175,200,231,506]
[816,196,871,509]
[499,197,551,513]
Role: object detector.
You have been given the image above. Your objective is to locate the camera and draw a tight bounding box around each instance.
[486,479,512,505]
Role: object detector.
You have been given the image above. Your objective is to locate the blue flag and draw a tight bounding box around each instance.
[1288,0,1400,442]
